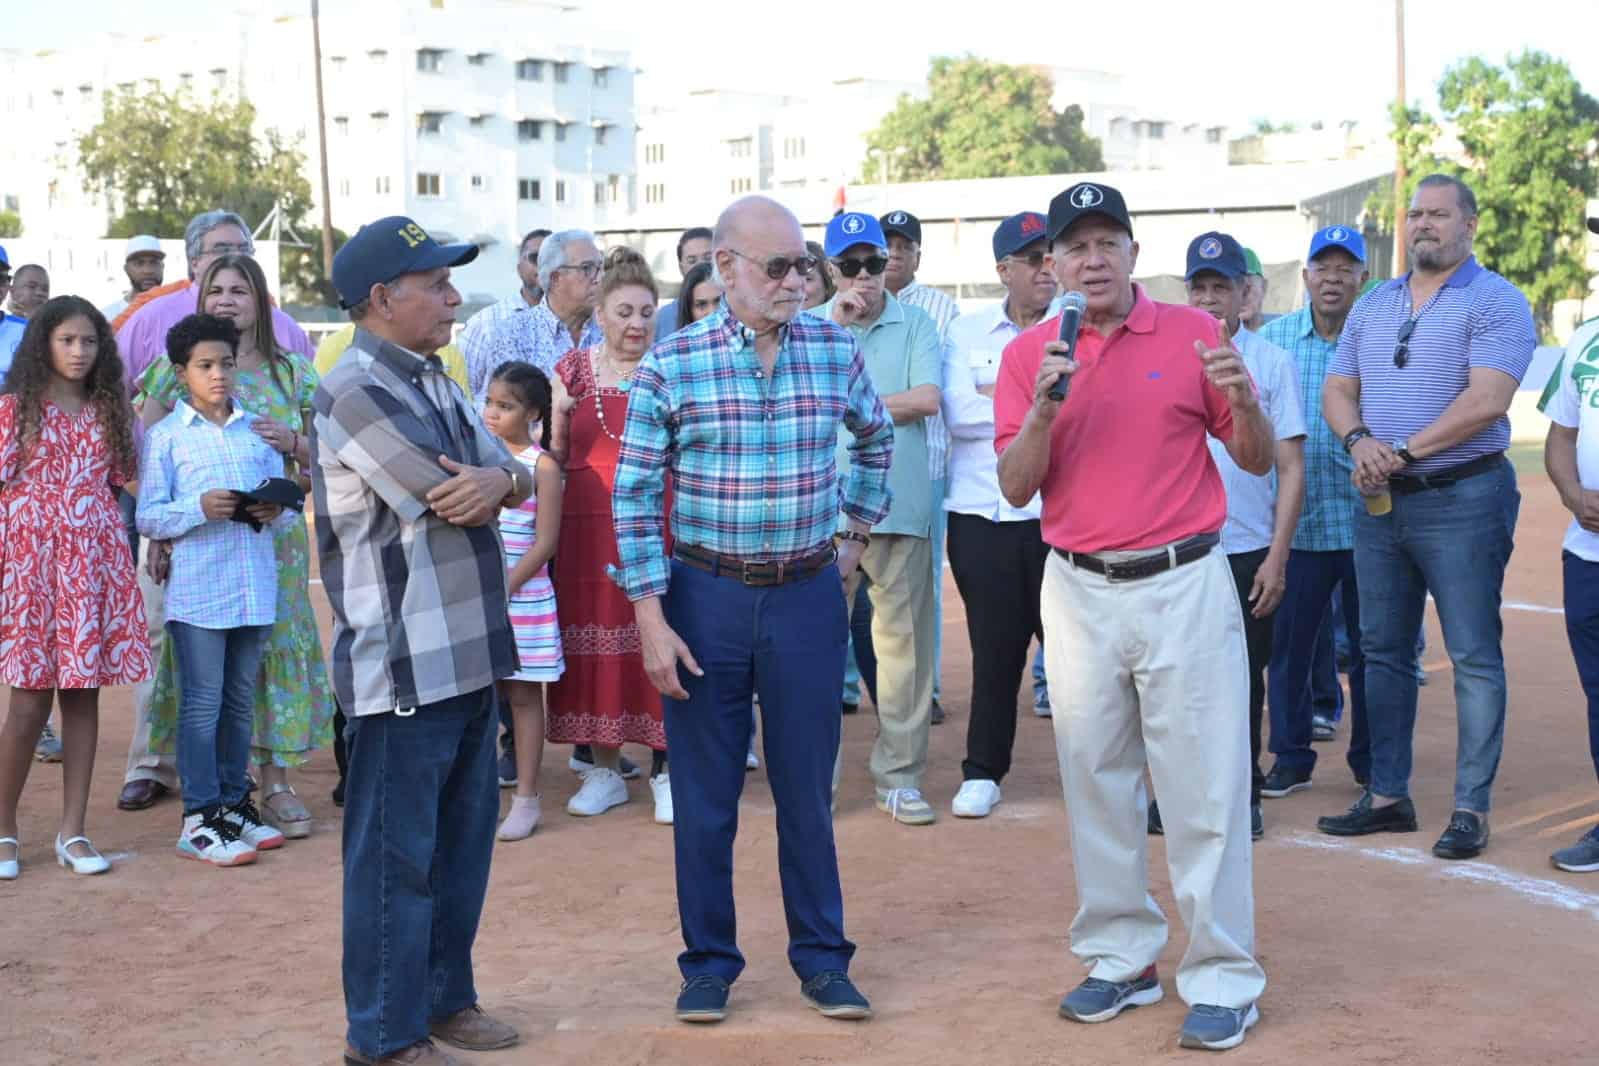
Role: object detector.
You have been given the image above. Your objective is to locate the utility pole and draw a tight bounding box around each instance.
[1393,0,1408,275]
[311,0,336,280]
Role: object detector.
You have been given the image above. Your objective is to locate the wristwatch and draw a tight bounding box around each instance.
[499,462,529,498]
[835,529,871,548]
[1391,438,1416,464]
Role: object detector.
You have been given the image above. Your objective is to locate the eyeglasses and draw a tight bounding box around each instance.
[729,249,819,280]
[1393,317,1417,368]
[203,242,254,257]
[1005,250,1047,270]
[832,255,889,279]
[557,261,602,280]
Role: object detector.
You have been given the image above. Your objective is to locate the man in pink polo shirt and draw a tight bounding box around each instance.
[994,182,1273,1052]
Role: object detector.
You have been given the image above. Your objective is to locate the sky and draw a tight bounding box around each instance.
[10,0,1599,130]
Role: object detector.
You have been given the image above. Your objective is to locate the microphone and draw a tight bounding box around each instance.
[1046,291,1087,402]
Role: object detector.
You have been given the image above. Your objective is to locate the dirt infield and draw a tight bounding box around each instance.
[4,469,1597,1066]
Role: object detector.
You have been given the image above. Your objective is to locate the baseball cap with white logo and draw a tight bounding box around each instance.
[1046,182,1133,244]
[1307,225,1367,264]
[824,212,887,257]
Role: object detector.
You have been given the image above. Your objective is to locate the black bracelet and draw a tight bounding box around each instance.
[835,529,870,547]
[1342,426,1373,452]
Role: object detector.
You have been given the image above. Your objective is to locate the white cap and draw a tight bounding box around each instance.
[124,235,165,260]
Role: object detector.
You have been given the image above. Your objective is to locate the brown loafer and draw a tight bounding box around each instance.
[117,780,170,811]
[429,1005,519,1051]
[343,1038,463,1065]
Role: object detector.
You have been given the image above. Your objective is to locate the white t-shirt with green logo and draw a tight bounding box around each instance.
[1539,318,1599,562]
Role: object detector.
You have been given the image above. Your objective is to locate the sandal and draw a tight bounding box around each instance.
[0,836,19,880]
[261,783,313,840]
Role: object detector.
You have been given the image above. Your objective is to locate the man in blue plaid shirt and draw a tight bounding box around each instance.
[612,195,893,1026]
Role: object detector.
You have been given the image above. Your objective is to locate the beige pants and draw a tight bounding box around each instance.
[841,532,936,793]
[1041,546,1266,1009]
[123,540,178,789]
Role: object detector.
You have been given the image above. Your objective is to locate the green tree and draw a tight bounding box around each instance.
[861,57,1103,183]
[1362,102,1446,237]
[0,210,20,238]
[1370,51,1598,336]
[280,224,348,307]
[77,87,323,295]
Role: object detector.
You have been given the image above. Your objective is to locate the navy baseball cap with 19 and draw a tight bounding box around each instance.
[1184,232,1248,280]
[332,215,480,309]
[1047,182,1134,244]
[824,212,888,257]
[993,212,1049,261]
[880,210,922,245]
[1307,224,1367,263]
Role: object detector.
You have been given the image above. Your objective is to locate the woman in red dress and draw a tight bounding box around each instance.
[548,248,672,824]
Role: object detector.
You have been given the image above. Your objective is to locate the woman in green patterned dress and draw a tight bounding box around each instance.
[139,254,333,838]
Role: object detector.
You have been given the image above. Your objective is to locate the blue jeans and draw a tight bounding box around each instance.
[1563,552,1599,783]
[1267,550,1368,780]
[842,578,876,707]
[167,621,271,815]
[1311,610,1343,723]
[118,487,139,563]
[343,687,499,1058]
[1355,457,1519,813]
[1032,642,1050,710]
[663,559,856,984]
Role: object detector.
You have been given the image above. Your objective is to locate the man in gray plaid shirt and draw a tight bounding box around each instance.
[314,215,533,1066]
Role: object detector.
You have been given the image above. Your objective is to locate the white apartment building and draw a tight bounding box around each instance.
[0,0,636,306]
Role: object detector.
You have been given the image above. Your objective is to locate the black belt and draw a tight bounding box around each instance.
[1389,453,1502,495]
[1053,533,1219,583]
[674,543,837,587]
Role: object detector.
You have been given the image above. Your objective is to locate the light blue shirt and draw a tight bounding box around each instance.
[0,314,25,388]
[137,399,287,629]
[1205,327,1305,554]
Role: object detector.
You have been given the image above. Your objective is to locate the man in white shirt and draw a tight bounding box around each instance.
[942,212,1057,818]
[458,227,550,398]
[882,209,959,723]
[1541,229,1599,872]
[1164,231,1305,840]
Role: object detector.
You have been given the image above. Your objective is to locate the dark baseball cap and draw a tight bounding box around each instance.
[1588,216,1599,236]
[1047,182,1133,243]
[1184,231,1248,280]
[880,210,921,244]
[332,215,479,309]
[992,212,1049,261]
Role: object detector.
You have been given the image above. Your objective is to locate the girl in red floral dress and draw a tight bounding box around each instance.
[0,296,151,880]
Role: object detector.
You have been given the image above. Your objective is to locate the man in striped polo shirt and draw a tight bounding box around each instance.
[1318,174,1536,859]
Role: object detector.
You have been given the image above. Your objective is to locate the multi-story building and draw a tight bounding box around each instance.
[0,0,636,306]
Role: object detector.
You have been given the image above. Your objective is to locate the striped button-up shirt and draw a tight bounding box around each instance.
[612,306,895,602]
[459,291,538,400]
[472,297,602,402]
[896,280,959,481]
[1260,306,1360,552]
[1329,255,1536,474]
[312,328,517,717]
[137,400,287,629]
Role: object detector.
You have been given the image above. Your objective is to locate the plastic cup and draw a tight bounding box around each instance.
[1362,488,1392,516]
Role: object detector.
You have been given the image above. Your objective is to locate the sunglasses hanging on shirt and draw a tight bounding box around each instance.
[1393,316,1419,368]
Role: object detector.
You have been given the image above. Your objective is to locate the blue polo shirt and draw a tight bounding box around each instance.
[0,314,26,388]
[1328,255,1535,475]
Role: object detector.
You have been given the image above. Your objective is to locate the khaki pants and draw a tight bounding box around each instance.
[124,540,178,789]
[1041,546,1266,1009]
[840,533,936,793]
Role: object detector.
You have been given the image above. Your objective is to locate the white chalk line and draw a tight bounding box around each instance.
[1504,600,1564,615]
[1281,832,1599,920]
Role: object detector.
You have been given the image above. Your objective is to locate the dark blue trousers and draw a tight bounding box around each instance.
[663,559,856,984]
[342,687,498,1058]
[1563,551,1599,784]
[1267,549,1369,781]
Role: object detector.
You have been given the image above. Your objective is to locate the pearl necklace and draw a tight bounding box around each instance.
[590,345,642,442]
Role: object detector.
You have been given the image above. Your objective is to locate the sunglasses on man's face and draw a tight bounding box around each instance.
[1005,250,1047,271]
[833,255,889,279]
[1393,317,1417,368]
[728,249,819,280]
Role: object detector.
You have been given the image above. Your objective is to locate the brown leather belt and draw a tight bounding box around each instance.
[1053,533,1219,583]
[674,543,838,587]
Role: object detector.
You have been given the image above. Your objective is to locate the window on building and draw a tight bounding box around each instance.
[469,114,487,127]
[376,175,391,195]
[554,122,567,142]
[728,177,752,194]
[518,119,543,141]
[371,110,390,133]
[79,83,94,101]
[338,178,351,197]
[467,52,488,66]
[594,181,607,205]
[518,178,541,201]
[728,137,752,159]
[210,68,227,91]
[117,81,135,94]
[594,124,609,146]
[417,112,444,135]
[177,72,193,89]
[416,49,444,73]
[644,183,664,204]
[592,66,609,88]
[1147,121,1166,140]
[329,55,346,72]
[368,49,388,64]
[608,173,620,202]
[645,143,664,164]
[51,88,64,105]
[471,174,487,191]
[516,59,544,81]
[555,180,567,204]
[416,172,442,197]
[1205,126,1223,144]
[143,77,160,93]
[334,116,349,136]
[554,62,571,84]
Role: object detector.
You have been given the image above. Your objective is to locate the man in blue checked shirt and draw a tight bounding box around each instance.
[612,195,893,1026]
[1318,174,1536,859]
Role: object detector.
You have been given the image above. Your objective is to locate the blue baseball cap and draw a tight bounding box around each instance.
[992,212,1049,261]
[332,215,479,309]
[1184,231,1248,281]
[1307,225,1366,264]
[824,212,887,257]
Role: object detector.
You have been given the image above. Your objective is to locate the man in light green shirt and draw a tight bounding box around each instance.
[820,212,943,825]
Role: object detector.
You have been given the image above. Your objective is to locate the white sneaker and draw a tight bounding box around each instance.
[177,809,257,867]
[951,779,1002,818]
[497,794,542,840]
[567,767,629,816]
[222,796,286,851]
[745,747,760,771]
[650,773,673,825]
[875,788,937,826]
